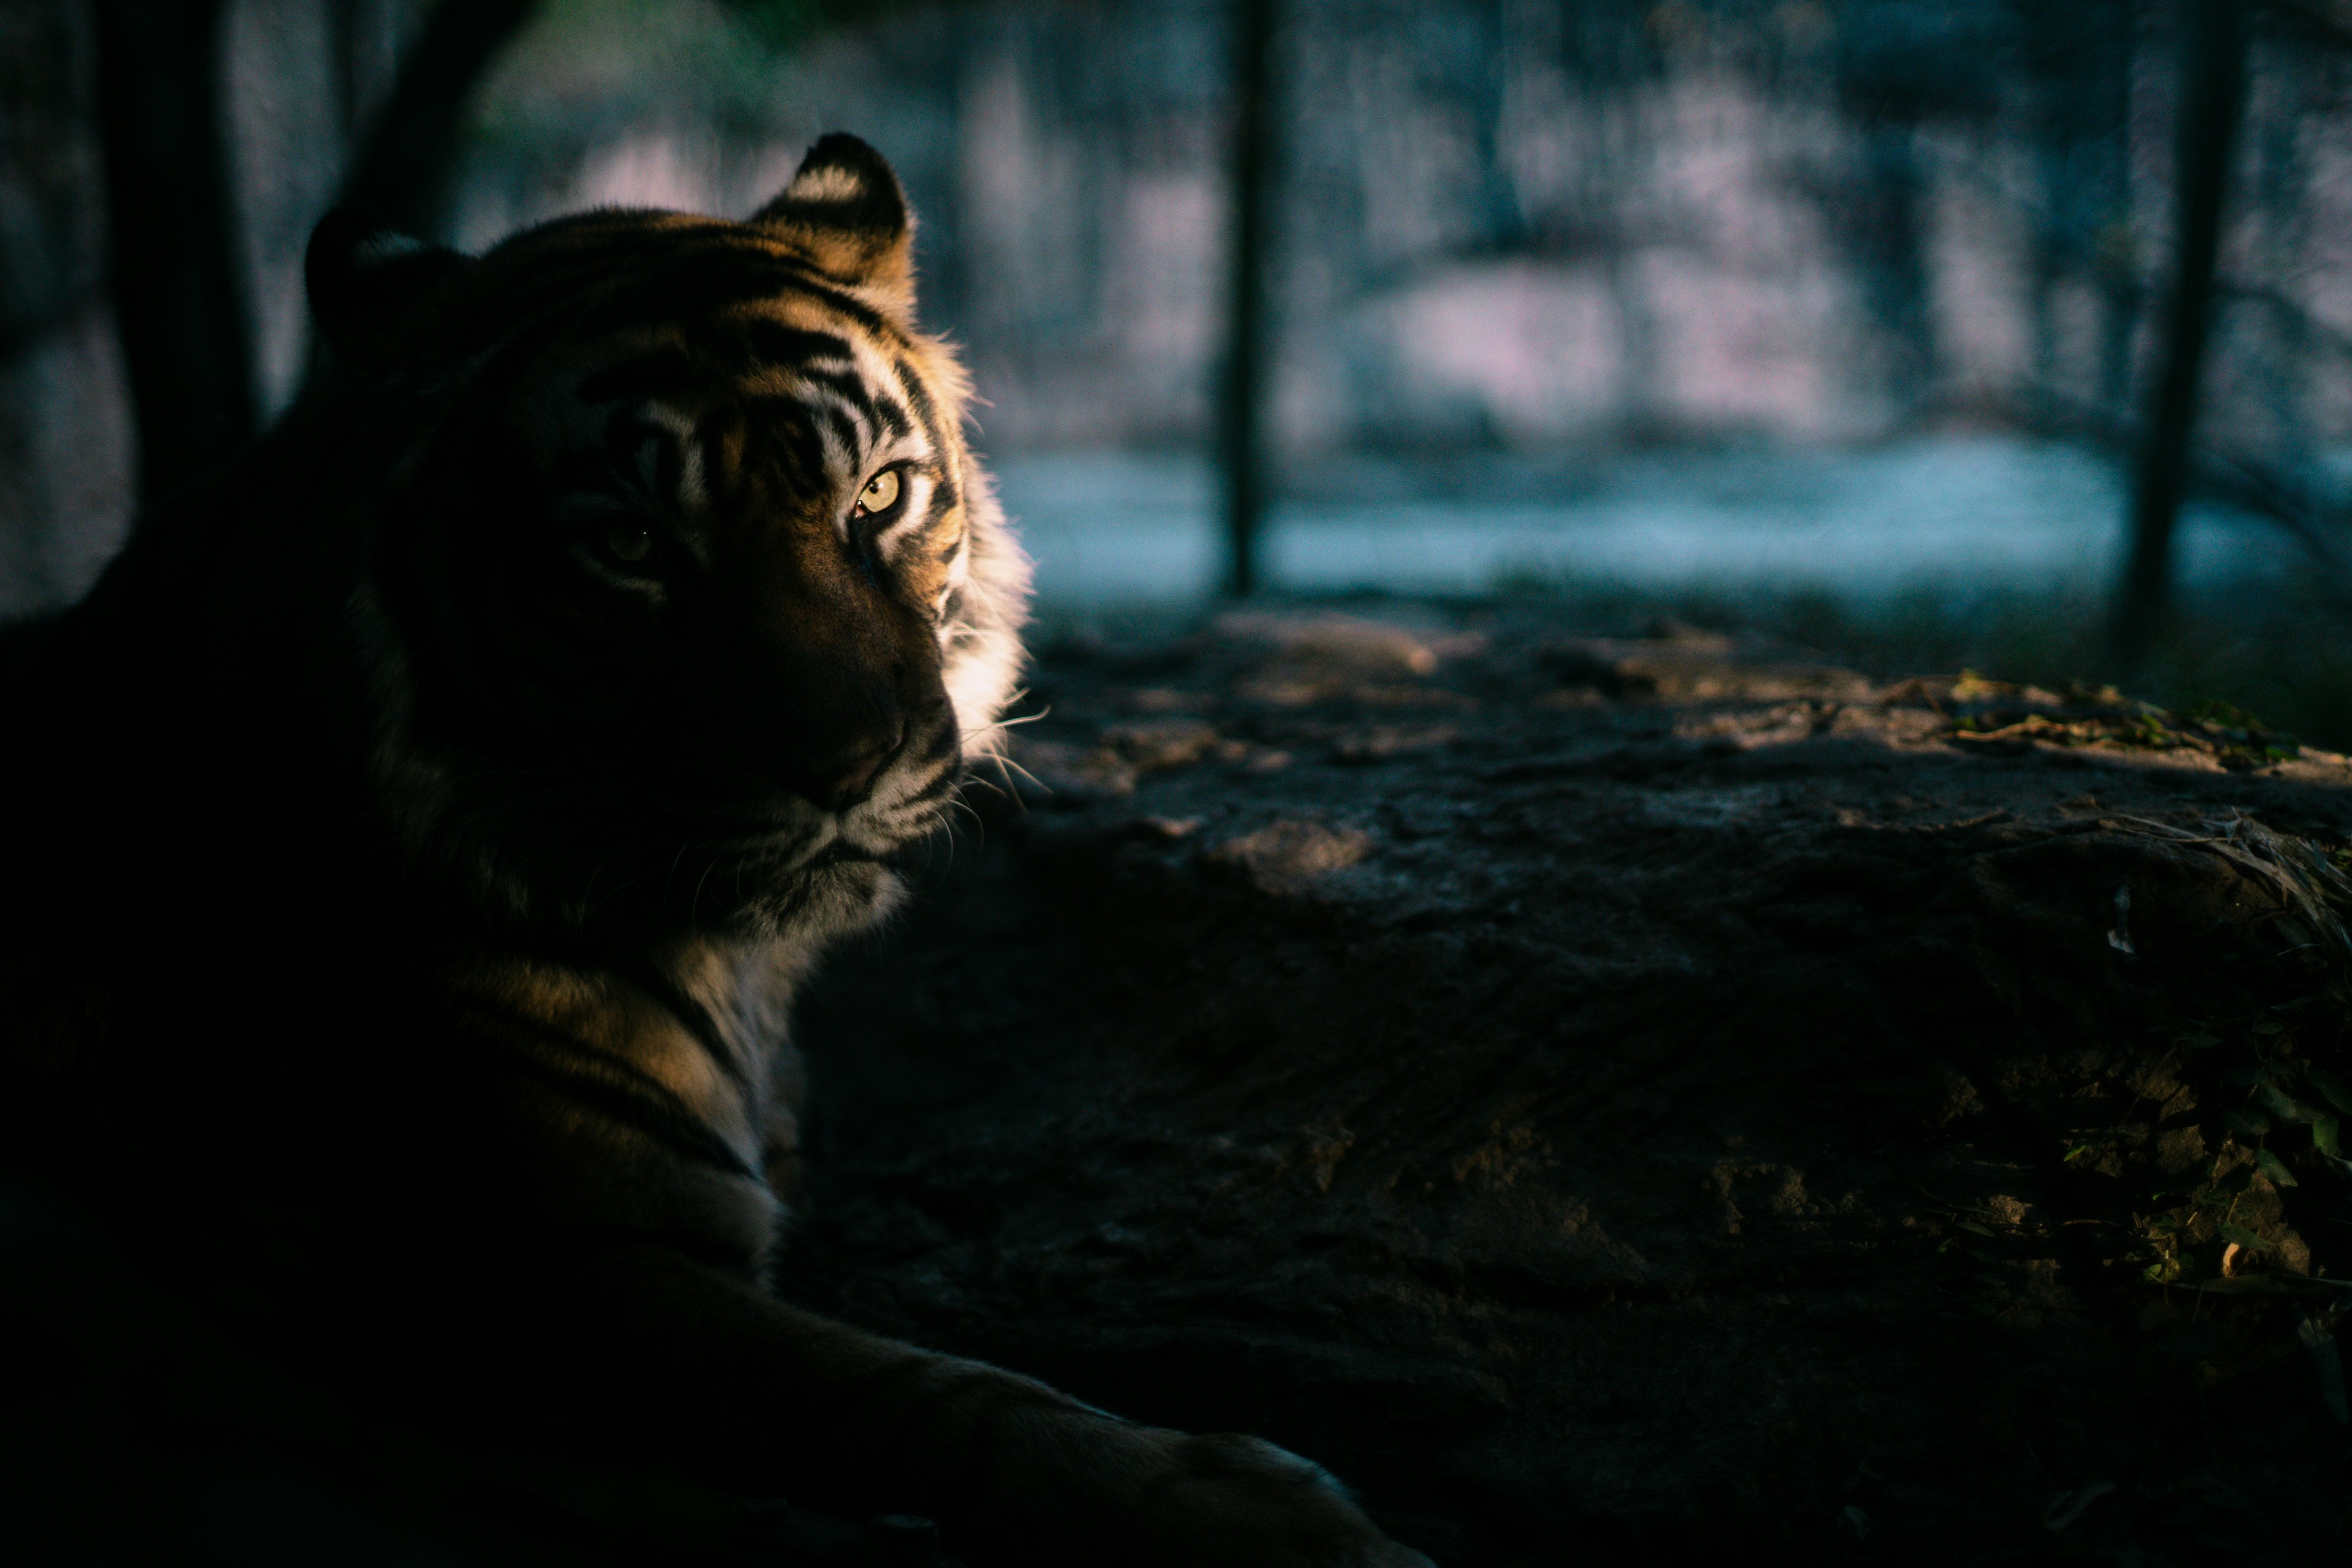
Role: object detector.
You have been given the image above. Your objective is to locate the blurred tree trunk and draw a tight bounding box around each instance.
[2245,50,2315,463]
[0,3,105,361]
[0,0,114,608]
[2114,0,2250,662]
[2089,6,2139,420]
[1854,122,1935,415]
[1218,0,1275,599]
[337,0,538,238]
[325,0,405,142]
[1466,0,1524,254]
[92,0,256,514]
[91,0,537,524]
[2027,2,2135,418]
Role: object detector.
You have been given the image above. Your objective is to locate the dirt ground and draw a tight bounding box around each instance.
[786,601,2352,1567]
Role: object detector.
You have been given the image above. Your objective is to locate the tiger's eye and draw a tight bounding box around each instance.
[856,469,902,516]
[604,519,653,563]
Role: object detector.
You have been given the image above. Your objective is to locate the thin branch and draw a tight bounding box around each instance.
[2214,277,2352,365]
[2006,386,2352,606]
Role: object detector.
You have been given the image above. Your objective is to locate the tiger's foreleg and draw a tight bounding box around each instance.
[463,1240,1432,1568]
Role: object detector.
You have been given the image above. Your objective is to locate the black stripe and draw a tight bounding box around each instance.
[506,1050,760,1183]
[799,368,879,426]
[695,406,742,505]
[612,961,757,1101]
[918,472,957,533]
[761,256,905,342]
[464,1003,761,1182]
[742,396,826,492]
[766,860,869,925]
[567,250,905,353]
[870,393,911,439]
[895,766,960,809]
[917,720,962,763]
[739,320,854,369]
[561,273,788,350]
[571,247,815,338]
[818,403,861,458]
[892,358,941,443]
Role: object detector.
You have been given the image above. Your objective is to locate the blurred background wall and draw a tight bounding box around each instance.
[6,0,2352,703]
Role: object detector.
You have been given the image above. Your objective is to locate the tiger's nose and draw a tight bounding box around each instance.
[797,726,902,811]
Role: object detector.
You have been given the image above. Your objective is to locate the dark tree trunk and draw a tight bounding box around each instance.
[324,0,402,141]
[2024,2,2136,420]
[0,0,111,608]
[336,0,540,239]
[2113,0,2251,662]
[1466,0,1523,254]
[1855,121,1936,415]
[92,0,255,514]
[2089,5,2139,418]
[1218,0,1276,599]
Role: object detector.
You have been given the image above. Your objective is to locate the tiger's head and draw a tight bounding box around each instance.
[300,134,1028,940]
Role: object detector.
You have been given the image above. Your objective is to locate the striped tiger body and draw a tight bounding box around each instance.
[0,136,1428,1567]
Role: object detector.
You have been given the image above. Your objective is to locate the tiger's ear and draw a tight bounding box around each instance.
[305,207,475,369]
[750,134,914,306]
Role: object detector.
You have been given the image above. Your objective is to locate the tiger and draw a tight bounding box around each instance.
[0,134,1431,1566]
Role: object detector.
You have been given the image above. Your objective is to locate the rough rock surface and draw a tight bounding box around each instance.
[788,605,2352,1567]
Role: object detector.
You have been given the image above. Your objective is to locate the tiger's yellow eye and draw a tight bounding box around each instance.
[604,519,652,563]
[856,470,902,516]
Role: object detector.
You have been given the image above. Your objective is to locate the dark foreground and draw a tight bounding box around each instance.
[10,603,2352,1564]
[789,604,2352,1567]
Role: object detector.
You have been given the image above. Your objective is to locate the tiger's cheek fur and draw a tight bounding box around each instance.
[934,454,1031,761]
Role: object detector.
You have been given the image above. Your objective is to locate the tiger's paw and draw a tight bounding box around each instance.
[1117,1431,1434,1568]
